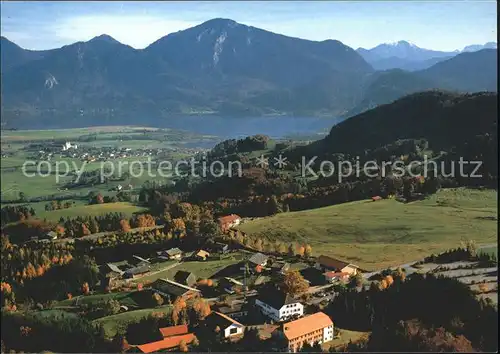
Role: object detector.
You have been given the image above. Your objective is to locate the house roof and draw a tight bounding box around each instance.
[256,286,299,309]
[153,278,200,297]
[136,333,195,353]
[216,302,250,315]
[196,250,210,258]
[124,264,150,276]
[214,242,229,249]
[174,271,196,285]
[223,277,244,286]
[324,271,350,279]
[106,263,124,275]
[132,255,151,264]
[249,252,269,265]
[317,255,358,270]
[159,324,188,338]
[283,312,333,341]
[165,248,182,256]
[271,261,290,270]
[218,214,241,225]
[205,311,244,330]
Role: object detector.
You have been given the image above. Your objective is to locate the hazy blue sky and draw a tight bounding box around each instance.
[1,1,497,51]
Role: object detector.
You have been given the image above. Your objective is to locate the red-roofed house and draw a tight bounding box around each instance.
[159,324,188,338]
[324,271,350,283]
[203,311,245,339]
[282,312,334,352]
[136,333,195,353]
[218,214,241,232]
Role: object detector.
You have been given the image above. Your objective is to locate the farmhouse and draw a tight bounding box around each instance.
[255,287,304,322]
[159,247,183,260]
[159,324,189,338]
[203,311,245,339]
[44,231,58,240]
[271,261,290,274]
[194,249,210,261]
[173,270,197,287]
[249,252,269,267]
[282,312,334,352]
[324,271,350,283]
[62,141,78,151]
[315,255,359,276]
[218,214,242,232]
[123,264,150,279]
[219,277,244,294]
[209,242,230,254]
[215,301,251,321]
[136,324,195,353]
[152,278,200,302]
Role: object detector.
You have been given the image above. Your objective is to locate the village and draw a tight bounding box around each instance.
[44,213,363,353]
[23,141,208,163]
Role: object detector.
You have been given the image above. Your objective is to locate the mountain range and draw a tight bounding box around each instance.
[0,18,497,130]
[356,40,497,71]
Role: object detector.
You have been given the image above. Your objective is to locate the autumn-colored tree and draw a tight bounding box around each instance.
[25,263,36,279]
[152,292,164,307]
[54,224,65,237]
[478,283,489,293]
[385,275,394,287]
[379,279,388,290]
[88,218,100,234]
[19,326,32,337]
[254,238,264,252]
[178,340,188,352]
[297,245,305,257]
[288,244,295,257]
[120,219,131,232]
[191,336,200,348]
[278,242,287,254]
[137,214,156,228]
[1,282,12,294]
[36,265,45,277]
[137,283,143,291]
[192,298,211,321]
[96,194,104,204]
[67,293,73,300]
[82,282,90,295]
[282,270,309,296]
[169,218,186,238]
[255,265,263,273]
[304,244,313,258]
[80,223,91,236]
[206,279,214,287]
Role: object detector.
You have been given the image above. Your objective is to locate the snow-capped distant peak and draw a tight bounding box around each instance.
[387,40,417,48]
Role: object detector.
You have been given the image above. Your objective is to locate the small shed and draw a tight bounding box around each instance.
[174,270,197,287]
[195,250,210,261]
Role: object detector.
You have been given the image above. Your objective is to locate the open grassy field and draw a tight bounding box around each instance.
[0,126,162,142]
[134,254,247,284]
[322,329,370,351]
[37,202,147,221]
[238,188,497,271]
[57,291,139,308]
[93,304,173,338]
